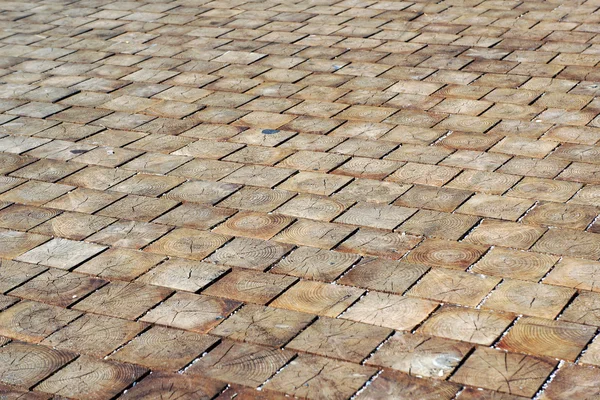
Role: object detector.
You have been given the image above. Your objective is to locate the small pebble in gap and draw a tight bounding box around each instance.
[262,129,279,135]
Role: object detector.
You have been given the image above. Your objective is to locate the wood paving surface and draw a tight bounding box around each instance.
[0,0,600,398]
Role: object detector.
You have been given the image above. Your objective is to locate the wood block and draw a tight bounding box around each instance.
[357,369,459,400]
[167,158,240,181]
[222,165,296,188]
[121,372,227,400]
[559,291,600,326]
[217,186,295,212]
[137,258,228,292]
[0,204,60,230]
[213,211,293,240]
[273,219,356,250]
[0,259,46,293]
[109,325,219,371]
[97,194,178,222]
[332,157,402,180]
[338,258,428,294]
[30,212,115,241]
[286,317,392,362]
[408,268,499,307]
[399,210,479,240]
[457,193,535,221]
[538,364,600,400]
[341,291,438,331]
[334,202,416,230]
[185,340,294,387]
[405,238,487,270]
[498,316,596,361]
[16,237,106,269]
[153,203,236,230]
[544,257,600,292]
[387,162,460,186]
[332,178,410,205]
[367,331,473,379]
[0,181,73,206]
[265,354,376,400]
[164,180,240,205]
[419,305,514,345]
[87,220,171,249]
[464,219,546,249]
[9,269,106,307]
[205,237,292,270]
[0,342,75,388]
[145,228,230,260]
[0,383,52,399]
[277,150,348,172]
[508,177,582,202]
[34,356,147,400]
[337,228,421,259]
[211,304,314,346]
[458,387,526,400]
[76,247,164,281]
[271,246,359,282]
[45,187,125,213]
[472,247,558,281]
[141,291,240,332]
[270,280,363,317]
[274,193,346,222]
[393,185,473,212]
[482,279,575,319]
[450,347,557,397]
[278,171,352,196]
[522,202,598,230]
[0,229,50,259]
[203,269,296,305]
[531,228,600,259]
[73,281,172,320]
[445,170,520,195]
[43,314,147,357]
[109,173,185,197]
[0,300,81,343]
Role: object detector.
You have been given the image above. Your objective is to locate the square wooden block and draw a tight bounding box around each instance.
[43,314,147,357]
[273,219,356,250]
[271,280,363,317]
[109,325,219,371]
[34,356,147,400]
[0,300,81,343]
[286,317,392,363]
[407,268,500,307]
[481,279,575,319]
[341,291,438,331]
[497,316,596,361]
[271,246,359,282]
[337,228,421,259]
[185,340,294,387]
[213,211,293,240]
[16,237,106,270]
[405,238,487,270]
[367,331,473,379]
[338,258,428,294]
[211,304,314,346]
[73,281,172,320]
[419,305,515,345]
[145,228,230,260]
[0,342,75,388]
[357,369,459,400]
[10,269,106,307]
[203,269,296,305]
[450,347,557,397]
[141,292,241,332]
[265,354,376,400]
